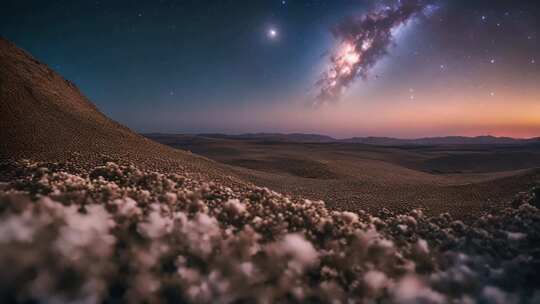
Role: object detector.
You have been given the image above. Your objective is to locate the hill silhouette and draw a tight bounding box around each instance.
[188,133,540,145]
[0,37,234,183]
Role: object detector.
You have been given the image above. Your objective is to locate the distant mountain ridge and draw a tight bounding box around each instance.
[341,135,540,146]
[175,133,540,145]
[197,133,336,143]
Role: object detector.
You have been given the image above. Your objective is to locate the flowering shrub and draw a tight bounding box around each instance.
[0,160,539,303]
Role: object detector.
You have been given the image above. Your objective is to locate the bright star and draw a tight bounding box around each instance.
[268,28,278,39]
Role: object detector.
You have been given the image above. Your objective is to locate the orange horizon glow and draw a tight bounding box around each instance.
[137,71,540,139]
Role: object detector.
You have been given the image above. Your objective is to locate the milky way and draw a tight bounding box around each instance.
[315,0,434,105]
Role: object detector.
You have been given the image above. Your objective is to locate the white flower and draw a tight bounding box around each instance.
[224,198,246,215]
[113,197,141,217]
[55,204,115,259]
[279,234,318,271]
[364,270,388,292]
[138,210,173,238]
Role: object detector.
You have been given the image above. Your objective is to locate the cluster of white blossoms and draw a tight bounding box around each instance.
[0,160,539,303]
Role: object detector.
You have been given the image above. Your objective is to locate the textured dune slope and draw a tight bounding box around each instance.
[0,37,236,184]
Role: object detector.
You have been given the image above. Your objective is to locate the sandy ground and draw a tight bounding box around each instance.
[0,37,244,187]
[149,134,540,217]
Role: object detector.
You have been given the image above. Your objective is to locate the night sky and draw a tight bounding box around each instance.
[1,0,539,138]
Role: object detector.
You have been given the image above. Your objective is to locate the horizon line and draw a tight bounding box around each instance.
[141,132,540,141]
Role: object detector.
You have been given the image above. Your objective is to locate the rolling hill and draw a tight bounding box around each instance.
[148,133,540,217]
[0,37,236,184]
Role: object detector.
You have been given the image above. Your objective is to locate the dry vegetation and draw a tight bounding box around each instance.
[1,159,539,303]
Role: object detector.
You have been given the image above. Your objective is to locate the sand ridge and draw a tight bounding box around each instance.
[0,37,241,186]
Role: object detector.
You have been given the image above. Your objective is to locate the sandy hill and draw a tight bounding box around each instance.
[0,37,236,183]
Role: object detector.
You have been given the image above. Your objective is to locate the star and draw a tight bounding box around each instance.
[268,28,278,39]
[490,58,496,64]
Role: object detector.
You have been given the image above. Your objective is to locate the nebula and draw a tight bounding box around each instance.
[315,0,434,105]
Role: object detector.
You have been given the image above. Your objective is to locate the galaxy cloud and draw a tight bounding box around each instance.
[315,0,434,104]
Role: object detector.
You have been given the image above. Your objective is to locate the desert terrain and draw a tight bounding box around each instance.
[2,31,537,219]
[147,133,540,217]
[2,37,540,303]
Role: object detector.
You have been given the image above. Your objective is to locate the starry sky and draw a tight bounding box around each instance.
[1,0,539,138]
